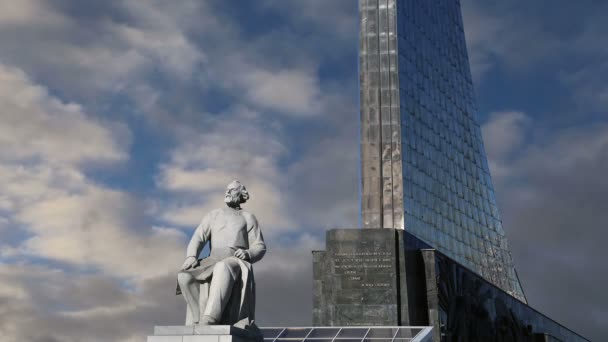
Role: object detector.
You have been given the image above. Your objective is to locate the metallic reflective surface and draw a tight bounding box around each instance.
[424,249,589,341]
[260,327,433,342]
[359,0,526,302]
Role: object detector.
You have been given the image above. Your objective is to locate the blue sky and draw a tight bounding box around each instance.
[0,0,606,341]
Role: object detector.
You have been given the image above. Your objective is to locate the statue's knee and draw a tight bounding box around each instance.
[213,261,228,274]
[177,272,193,285]
[213,260,239,279]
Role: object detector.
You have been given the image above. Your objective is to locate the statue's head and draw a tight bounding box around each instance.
[224,180,249,206]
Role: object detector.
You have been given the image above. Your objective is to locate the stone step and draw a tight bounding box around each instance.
[148,325,260,342]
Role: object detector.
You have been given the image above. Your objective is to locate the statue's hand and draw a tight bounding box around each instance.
[234,249,249,260]
[181,256,198,270]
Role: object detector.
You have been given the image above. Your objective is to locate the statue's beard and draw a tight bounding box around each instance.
[224,193,241,206]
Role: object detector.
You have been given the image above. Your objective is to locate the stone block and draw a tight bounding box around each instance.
[219,336,235,342]
[219,336,248,342]
[314,228,401,326]
[183,335,219,342]
[150,325,261,342]
[193,325,232,335]
[154,326,195,335]
[148,336,184,342]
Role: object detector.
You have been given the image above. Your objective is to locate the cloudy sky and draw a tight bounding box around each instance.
[0,0,605,341]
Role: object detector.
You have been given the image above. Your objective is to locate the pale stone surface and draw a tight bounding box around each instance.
[182,335,219,342]
[177,180,266,326]
[148,337,183,342]
[193,325,232,335]
[154,326,195,335]
[148,325,260,342]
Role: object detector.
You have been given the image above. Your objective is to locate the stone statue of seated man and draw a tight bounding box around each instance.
[176,180,266,326]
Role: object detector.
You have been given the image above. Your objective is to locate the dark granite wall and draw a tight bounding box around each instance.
[313,229,401,326]
[403,232,589,342]
[313,230,589,342]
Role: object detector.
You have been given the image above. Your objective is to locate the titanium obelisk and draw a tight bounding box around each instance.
[313,2,590,340]
[359,0,525,302]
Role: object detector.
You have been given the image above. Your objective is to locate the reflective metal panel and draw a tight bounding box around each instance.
[359,0,526,302]
[260,327,433,342]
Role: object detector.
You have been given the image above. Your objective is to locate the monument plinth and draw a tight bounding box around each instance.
[313,229,589,341]
[313,229,402,326]
[148,325,262,342]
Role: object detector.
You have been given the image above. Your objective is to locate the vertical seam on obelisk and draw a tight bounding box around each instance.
[390,0,403,230]
[386,0,394,229]
[376,0,384,229]
[379,0,392,229]
[359,0,365,227]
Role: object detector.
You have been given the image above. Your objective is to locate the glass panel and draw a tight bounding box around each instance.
[394,328,422,338]
[336,328,369,338]
[278,328,312,339]
[377,0,529,303]
[365,328,397,338]
[261,328,284,339]
[306,328,340,339]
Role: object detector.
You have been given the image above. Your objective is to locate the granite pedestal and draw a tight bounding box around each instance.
[313,229,406,326]
[148,325,262,342]
[313,229,589,341]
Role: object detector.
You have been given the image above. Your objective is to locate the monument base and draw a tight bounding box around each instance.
[148,325,262,342]
[313,229,589,341]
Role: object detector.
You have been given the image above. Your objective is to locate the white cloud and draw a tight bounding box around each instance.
[0,0,332,125]
[0,64,129,165]
[0,64,186,280]
[0,0,205,100]
[461,0,507,81]
[285,125,359,230]
[483,111,608,187]
[107,20,204,80]
[158,168,230,194]
[0,163,187,279]
[255,233,322,275]
[482,111,529,160]
[156,108,294,236]
[260,0,357,44]
[461,0,565,82]
[241,69,322,116]
[16,184,186,278]
[204,48,325,117]
[0,0,67,27]
[560,61,608,111]
[0,263,185,342]
[481,111,531,182]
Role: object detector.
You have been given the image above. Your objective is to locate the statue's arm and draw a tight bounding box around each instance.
[186,212,212,258]
[245,213,266,263]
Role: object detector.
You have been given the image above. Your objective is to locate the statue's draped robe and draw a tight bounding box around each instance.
[176,207,266,325]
